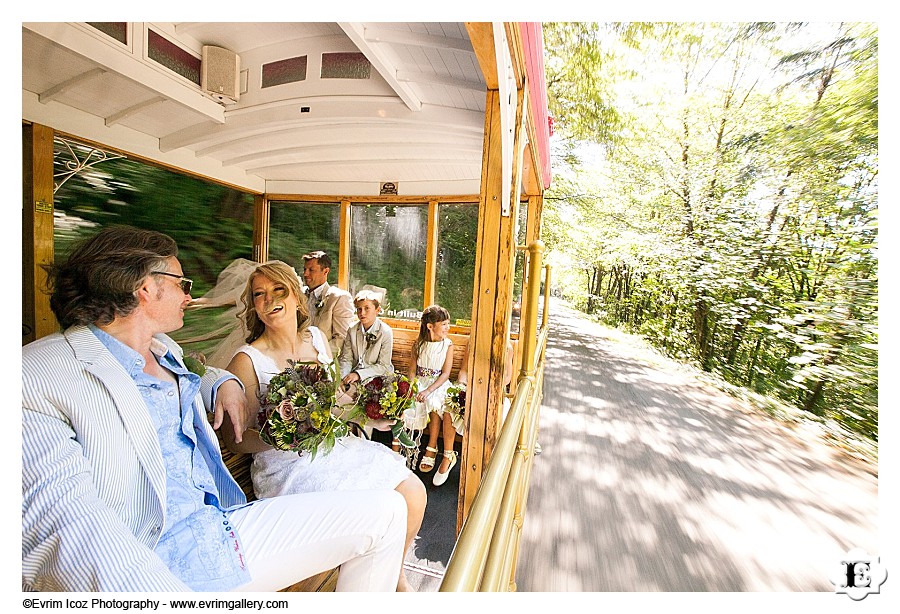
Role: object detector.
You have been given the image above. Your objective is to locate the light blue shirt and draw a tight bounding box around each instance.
[91,326,251,591]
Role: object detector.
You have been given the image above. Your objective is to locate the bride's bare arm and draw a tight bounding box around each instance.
[221,352,272,454]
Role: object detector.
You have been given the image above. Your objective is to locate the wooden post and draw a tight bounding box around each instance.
[423,201,439,307]
[252,194,269,263]
[525,194,543,246]
[23,123,57,343]
[338,200,351,289]
[459,87,518,527]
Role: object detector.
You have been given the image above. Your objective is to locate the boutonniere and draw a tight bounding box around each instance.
[183,352,207,377]
[315,297,326,310]
[365,331,378,348]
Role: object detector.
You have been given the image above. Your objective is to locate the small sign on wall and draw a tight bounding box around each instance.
[380,182,398,195]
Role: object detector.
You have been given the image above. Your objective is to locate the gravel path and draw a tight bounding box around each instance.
[517,299,878,592]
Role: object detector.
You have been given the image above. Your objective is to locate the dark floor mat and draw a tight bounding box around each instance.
[369,429,460,590]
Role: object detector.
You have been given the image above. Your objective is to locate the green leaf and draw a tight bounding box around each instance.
[182,355,206,377]
[391,423,416,448]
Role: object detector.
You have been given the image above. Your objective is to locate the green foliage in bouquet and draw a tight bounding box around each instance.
[258,360,349,459]
[351,373,418,448]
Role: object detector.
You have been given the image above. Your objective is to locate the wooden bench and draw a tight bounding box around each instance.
[385,321,469,382]
[215,321,470,591]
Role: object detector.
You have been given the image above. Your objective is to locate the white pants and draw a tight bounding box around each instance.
[228,489,406,592]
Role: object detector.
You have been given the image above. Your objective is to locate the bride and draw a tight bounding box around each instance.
[216,260,425,592]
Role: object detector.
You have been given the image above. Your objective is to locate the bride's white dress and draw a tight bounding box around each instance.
[235,327,411,498]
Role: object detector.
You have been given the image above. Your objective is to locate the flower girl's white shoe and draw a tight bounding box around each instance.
[432,450,458,486]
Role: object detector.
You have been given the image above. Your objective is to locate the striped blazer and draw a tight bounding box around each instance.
[22,325,246,592]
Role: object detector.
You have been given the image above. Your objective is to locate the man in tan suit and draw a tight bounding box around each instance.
[302,250,355,355]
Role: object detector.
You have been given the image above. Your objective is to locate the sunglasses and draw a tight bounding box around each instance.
[153,271,193,295]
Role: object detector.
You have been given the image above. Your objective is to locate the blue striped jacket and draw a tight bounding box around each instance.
[22,325,247,591]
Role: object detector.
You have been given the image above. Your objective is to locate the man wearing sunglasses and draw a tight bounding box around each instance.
[22,225,406,592]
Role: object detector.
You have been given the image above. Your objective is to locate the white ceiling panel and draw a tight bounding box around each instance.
[22,21,489,194]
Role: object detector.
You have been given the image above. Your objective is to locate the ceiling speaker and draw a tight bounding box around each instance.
[201,45,240,104]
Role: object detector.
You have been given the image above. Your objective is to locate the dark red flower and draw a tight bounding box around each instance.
[365,400,383,419]
[458,390,466,406]
[397,380,411,397]
[297,364,323,384]
[366,376,385,392]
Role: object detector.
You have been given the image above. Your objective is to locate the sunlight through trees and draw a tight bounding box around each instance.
[543,22,877,441]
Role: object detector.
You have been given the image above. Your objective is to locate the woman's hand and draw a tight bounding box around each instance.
[415,388,430,403]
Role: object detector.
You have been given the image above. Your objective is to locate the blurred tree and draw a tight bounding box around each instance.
[543,22,878,441]
[53,151,255,295]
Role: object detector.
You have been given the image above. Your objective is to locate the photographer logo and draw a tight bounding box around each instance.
[831,548,887,601]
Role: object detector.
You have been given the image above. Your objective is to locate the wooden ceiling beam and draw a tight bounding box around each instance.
[464,22,498,90]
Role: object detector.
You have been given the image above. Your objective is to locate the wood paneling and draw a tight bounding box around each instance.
[390,327,469,382]
[23,123,57,343]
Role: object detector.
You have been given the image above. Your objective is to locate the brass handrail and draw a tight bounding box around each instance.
[440,241,550,591]
[482,327,548,590]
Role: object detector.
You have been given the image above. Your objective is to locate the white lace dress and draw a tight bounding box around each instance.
[235,327,411,498]
[405,339,453,431]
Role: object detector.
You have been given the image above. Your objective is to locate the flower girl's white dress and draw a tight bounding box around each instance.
[405,338,454,431]
[235,326,410,498]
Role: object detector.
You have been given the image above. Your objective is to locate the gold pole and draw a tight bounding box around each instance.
[440,377,532,591]
[252,195,269,263]
[481,431,528,590]
[505,333,547,585]
[542,264,552,330]
[518,241,545,378]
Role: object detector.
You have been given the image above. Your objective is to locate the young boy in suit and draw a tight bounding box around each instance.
[339,289,395,388]
[339,290,396,438]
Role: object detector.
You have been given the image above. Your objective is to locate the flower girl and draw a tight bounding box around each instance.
[406,305,457,486]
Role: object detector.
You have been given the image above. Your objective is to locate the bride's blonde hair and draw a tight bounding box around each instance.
[239,260,310,343]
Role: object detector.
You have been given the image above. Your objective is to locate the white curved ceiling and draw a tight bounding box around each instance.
[22,22,489,195]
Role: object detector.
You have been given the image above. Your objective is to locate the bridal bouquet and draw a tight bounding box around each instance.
[352,373,418,448]
[258,360,349,459]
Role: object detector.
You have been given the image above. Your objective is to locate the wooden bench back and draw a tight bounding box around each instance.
[388,326,469,382]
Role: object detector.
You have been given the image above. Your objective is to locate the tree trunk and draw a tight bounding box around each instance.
[745,335,763,388]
